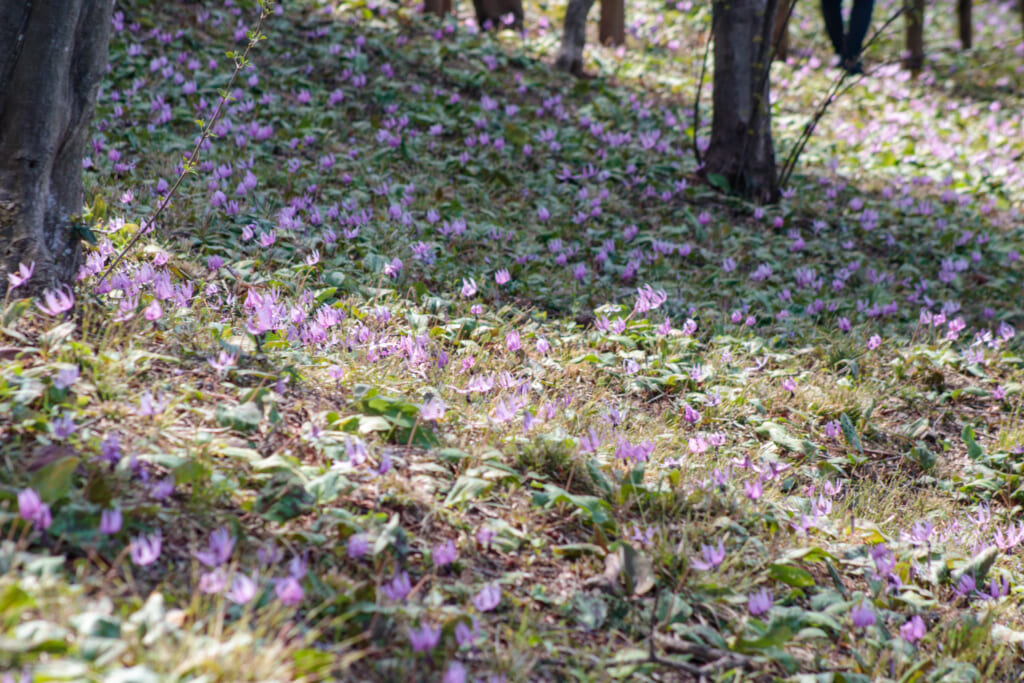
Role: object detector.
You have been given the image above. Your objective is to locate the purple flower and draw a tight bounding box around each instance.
[420,396,446,421]
[17,488,51,530]
[408,623,441,652]
[143,299,163,321]
[199,568,227,594]
[867,334,882,350]
[955,574,977,598]
[744,479,763,501]
[461,278,477,297]
[989,576,1010,599]
[382,571,411,601]
[473,583,501,612]
[443,661,467,683]
[477,526,496,548]
[257,542,282,567]
[226,572,258,604]
[455,618,480,648]
[275,576,304,606]
[850,600,875,628]
[899,615,925,644]
[433,540,458,569]
[495,269,510,285]
[682,403,701,425]
[207,351,237,374]
[100,433,122,465]
[100,507,122,535]
[53,366,79,390]
[195,527,235,567]
[781,378,797,393]
[37,287,75,316]
[748,588,773,617]
[130,531,162,566]
[146,477,173,502]
[691,539,725,571]
[824,420,841,438]
[288,554,307,579]
[7,261,35,289]
[51,413,77,440]
[347,533,369,560]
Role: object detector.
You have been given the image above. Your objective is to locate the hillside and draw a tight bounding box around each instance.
[2,0,1024,680]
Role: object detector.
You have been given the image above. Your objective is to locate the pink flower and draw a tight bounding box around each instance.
[408,623,440,652]
[7,262,35,289]
[899,615,926,644]
[37,287,75,316]
[850,600,875,628]
[226,572,258,604]
[691,539,725,571]
[18,488,51,530]
[275,577,304,605]
[748,588,773,616]
[100,507,122,534]
[130,531,162,566]
[144,299,162,321]
[473,583,501,612]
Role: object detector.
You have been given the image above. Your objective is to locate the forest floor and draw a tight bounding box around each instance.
[2,0,1024,680]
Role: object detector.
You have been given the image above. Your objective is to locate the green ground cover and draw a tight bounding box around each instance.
[2,0,1024,679]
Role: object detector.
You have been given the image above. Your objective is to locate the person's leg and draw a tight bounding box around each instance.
[820,0,845,57]
[845,0,875,61]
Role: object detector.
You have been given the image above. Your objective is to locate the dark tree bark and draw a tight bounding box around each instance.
[0,0,114,297]
[467,0,523,30]
[555,0,597,75]
[903,0,925,71]
[704,0,779,203]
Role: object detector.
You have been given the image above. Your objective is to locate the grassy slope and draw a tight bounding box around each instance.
[1,0,1024,680]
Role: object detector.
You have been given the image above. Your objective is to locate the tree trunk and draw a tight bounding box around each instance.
[904,0,925,71]
[704,0,779,203]
[556,0,597,75]
[599,0,625,47]
[772,0,790,61]
[0,0,114,296]
[957,0,971,50]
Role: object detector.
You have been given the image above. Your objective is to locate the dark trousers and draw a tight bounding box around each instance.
[820,0,875,61]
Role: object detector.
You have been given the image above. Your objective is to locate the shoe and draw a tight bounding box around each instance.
[843,57,863,75]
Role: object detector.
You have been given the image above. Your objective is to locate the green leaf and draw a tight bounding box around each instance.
[444,475,492,507]
[533,484,616,531]
[840,413,863,454]
[734,620,794,652]
[0,584,34,625]
[306,471,348,505]
[961,425,984,461]
[706,173,731,192]
[620,542,656,595]
[768,563,815,587]
[568,592,608,630]
[215,402,262,432]
[29,456,79,503]
[755,422,816,457]
[173,460,210,487]
[255,472,315,523]
[952,545,999,586]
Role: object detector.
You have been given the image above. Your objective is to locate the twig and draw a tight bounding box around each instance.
[691,10,718,168]
[778,6,903,187]
[653,631,757,671]
[97,2,272,287]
